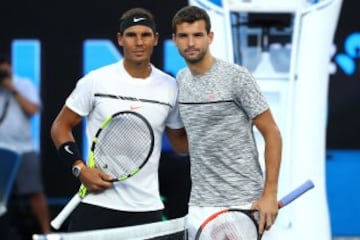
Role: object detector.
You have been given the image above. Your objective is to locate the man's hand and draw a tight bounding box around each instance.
[251,193,278,234]
[79,167,115,193]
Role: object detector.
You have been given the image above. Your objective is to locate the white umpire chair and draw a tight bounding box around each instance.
[189,0,342,239]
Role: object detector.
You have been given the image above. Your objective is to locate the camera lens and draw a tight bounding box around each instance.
[0,70,10,82]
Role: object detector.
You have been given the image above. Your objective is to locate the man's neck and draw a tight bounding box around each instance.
[123,60,152,79]
[188,53,215,76]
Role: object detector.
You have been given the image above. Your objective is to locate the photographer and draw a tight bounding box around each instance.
[0,55,51,235]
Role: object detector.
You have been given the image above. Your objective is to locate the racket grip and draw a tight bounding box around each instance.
[278,180,314,208]
[51,194,81,230]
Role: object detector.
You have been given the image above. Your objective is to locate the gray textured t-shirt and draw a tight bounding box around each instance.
[177,59,269,207]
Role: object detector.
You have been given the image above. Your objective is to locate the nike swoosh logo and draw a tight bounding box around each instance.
[205,93,216,100]
[133,17,146,22]
[64,145,74,155]
[130,105,142,110]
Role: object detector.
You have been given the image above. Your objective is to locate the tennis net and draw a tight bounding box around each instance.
[32,217,186,240]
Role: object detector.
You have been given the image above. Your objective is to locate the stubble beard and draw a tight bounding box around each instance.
[182,49,206,65]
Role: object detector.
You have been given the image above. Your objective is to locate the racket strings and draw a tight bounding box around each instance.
[94,114,152,178]
[199,211,258,240]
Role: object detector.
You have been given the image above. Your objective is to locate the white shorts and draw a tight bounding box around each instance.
[186,204,251,240]
[186,204,280,240]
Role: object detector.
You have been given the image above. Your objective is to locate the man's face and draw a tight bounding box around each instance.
[117,25,158,64]
[172,20,213,64]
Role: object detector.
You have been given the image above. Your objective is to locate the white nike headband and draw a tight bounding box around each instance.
[119,14,157,34]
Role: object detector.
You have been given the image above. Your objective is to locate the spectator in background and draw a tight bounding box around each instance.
[0,55,51,234]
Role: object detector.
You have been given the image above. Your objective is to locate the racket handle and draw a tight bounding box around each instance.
[278,180,314,208]
[51,194,81,230]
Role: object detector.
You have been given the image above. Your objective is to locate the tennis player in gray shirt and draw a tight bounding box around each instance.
[172,6,282,239]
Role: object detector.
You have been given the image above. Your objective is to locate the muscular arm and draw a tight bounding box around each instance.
[165,127,188,155]
[51,106,113,192]
[254,109,282,200]
[50,106,82,148]
[252,109,282,233]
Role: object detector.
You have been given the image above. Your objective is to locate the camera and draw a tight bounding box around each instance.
[0,69,10,83]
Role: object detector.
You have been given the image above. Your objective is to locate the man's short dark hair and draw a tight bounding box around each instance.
[172,6,211,34]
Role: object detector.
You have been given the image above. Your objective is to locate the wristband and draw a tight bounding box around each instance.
[58,141,82,168]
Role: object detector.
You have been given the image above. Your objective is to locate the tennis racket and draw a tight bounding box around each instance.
[195,179,314,240]
[51,111,154,230]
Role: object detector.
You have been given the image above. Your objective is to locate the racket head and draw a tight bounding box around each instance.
[195,208,260,240]
[90,111,154,181]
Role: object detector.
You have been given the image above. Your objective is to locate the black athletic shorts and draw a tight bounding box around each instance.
[68,202,163,232]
